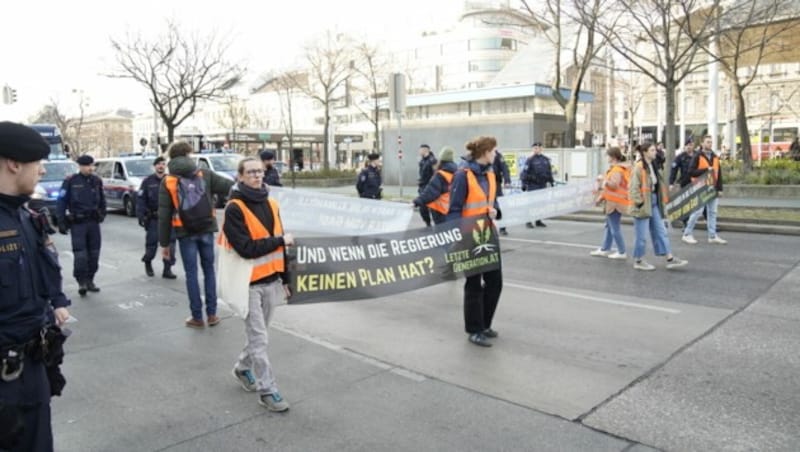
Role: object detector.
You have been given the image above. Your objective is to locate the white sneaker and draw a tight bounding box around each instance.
[607,252,627,260]
[590,248,610,257]
[634,260,656,271]
[708,236,728,244]
[681,235,697,244]
[666,257,688,269]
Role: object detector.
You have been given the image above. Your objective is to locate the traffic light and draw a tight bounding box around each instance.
[9,88,16,104]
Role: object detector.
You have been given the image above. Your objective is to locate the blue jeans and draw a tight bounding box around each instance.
[178,233,217,320]
[633,194,671,260]
[684,196,719,238]
[601,210,626,254]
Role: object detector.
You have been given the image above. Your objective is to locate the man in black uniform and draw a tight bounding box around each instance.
[416,144,437,227]
[136,156,176,279]
[56,154,106,296]
[0,121,71,452]
[356,153,382,199]
[493,149,511,235]
[520,142,554,228]
[260,150,283,187]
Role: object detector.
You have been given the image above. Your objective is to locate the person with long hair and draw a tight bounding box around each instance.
[590,147,630,259]
[629,143,688,271]
[446,136,502,347]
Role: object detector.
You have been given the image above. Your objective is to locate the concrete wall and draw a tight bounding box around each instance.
[725,185,800,199]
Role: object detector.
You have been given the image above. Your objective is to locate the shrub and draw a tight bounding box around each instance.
[721,160,800,185]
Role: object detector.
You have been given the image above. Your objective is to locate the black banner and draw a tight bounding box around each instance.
[288,217,501,304]
[665,181,718,221]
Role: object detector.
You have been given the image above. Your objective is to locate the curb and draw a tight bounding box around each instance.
[556,213,800,236]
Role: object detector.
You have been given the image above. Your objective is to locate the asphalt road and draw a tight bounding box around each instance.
[49,206,800,451]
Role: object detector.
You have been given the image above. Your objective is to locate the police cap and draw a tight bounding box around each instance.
[153,156,166,165]
[77,155,94,166]
[260,150,275,161]
[367,152,381,161]
[0,121,50,162]
[531,142,542,147]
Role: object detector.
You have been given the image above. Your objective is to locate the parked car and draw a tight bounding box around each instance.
[94,156,154,216]
[192,153,242,207]
[31,159,79,222]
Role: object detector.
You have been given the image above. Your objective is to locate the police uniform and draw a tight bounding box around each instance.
[136,158,176,278]
[260,150,282,187]
[521,145,554,228]
[356,154,382,199]
[0,121,71,452]
[417,149,437,226]
[56,155,107,295]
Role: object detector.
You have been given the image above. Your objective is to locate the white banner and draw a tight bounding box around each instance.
[498,181,596,226]
[270,187,413,235]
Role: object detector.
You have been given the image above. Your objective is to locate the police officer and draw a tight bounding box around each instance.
[492,149,511,235]
[417,144,437,227]
[0,121,71,452]
[260,150,283,187]
[356,153,382,199]
[137,156,176,279]
[56,154,107,296]
[520,142,554,228]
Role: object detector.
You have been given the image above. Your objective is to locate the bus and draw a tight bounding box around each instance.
[28,124,68,160]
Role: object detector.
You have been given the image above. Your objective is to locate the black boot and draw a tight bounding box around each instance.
[535,220,547,227]
[525,222,535,229]
[78,281,88,297]
[499,227,508,236]
[87,281,100,292]
[162,264,177,280]
[144,261,154,277]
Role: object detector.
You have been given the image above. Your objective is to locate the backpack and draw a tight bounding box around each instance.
[175,171,214,233]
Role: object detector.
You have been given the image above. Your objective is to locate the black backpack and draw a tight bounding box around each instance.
[175,171,214,233]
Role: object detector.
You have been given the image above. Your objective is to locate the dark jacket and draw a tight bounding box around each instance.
[418,153,437,188]
[56,172,106,222]
[413,161,458,225]
[493,151,511,197]
[356,165,382,199]
[264,165,282,187]
[688,150,723,192]
[223,184,289,286]
[446,160,501,222]
[521,154,554,190]
[669,151,695,187]
[137,173,164,222]
[157,156,235,246]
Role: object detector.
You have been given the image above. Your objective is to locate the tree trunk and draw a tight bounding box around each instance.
[734,85,753,172]
[564,99,577,148]
[664,81,678,170]
[167,124,175,145]
[373,103,380,153]
[322,109,330,171]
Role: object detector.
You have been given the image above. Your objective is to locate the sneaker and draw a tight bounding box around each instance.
[590,248,610,257]
[185,317,205,329]
[232,368,256,392]
[259,392,290,412]
[681,235,697,244]
[607,252,627,260]
[483,328,499,338]
[666,257,688,269]
[708,236,728,244]
[207,315,221,327]
[468,333,492,347]
[633,260,656,271]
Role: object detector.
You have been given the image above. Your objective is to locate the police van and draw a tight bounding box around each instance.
[32,159,79,222]
[94,156,154,217]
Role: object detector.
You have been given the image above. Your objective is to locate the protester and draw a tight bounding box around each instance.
[221,157,293,412]
[447,136,502,347]
[629,143,688,271]
[682,135,727,245]
[590,147,630,260]
[412,146,457,225]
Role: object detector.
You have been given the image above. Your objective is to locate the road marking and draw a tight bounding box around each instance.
[504,281,681,314]
[61,251,118,269]
[501,237,597,250]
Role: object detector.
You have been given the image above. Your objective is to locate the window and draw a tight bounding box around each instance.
[468,38,517,51]
[95,162,112,178]
[113,162,125,180]
[469,59,504,72]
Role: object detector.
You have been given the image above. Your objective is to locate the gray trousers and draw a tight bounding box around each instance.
[234,280,283,394]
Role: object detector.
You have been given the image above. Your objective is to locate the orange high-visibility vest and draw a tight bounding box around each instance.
[461,168,497,218]
[601,165,632,207]
[218,198,285,282]
[636,161,669,206]
[426,170,454,214]
[691,151,720,186]
[164,171,212,228]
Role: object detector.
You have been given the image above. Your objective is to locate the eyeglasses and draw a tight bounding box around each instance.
[244,169,264,176]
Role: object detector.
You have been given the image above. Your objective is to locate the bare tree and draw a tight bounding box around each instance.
[705,0,800,171]
[29,98,87,158]
[293,30,353,170]
[597,0,720,164]
[275,71,306,187]
[351,41,388,153]
[109,21,244,143]
[216,94,251,151]
[516,0,611,148]
[615,70,646,150]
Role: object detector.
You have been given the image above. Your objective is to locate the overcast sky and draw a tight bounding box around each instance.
[0,0,464,122]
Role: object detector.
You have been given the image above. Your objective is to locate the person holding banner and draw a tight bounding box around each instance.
[220,157,294,412]
[681,135,727,245]
[447,136,503,347]
[590,147,630,260]
[413,146,457,225]
[629,143,688,271]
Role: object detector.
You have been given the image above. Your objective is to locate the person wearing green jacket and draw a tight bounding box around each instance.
[158,141,235,328]
[629,143,688,272]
